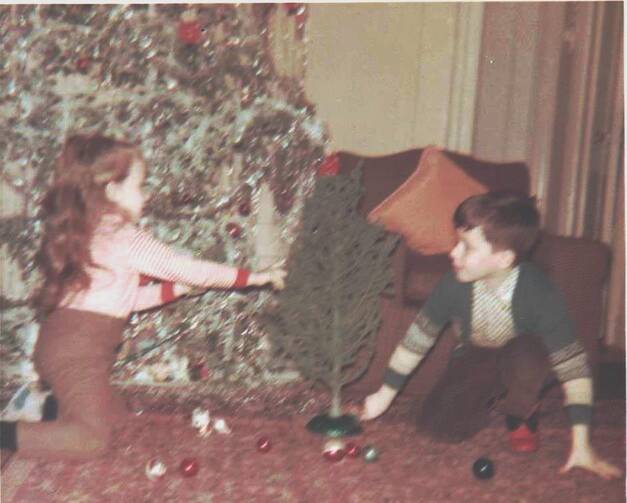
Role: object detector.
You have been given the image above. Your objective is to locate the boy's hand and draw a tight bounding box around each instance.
[250,267,287,290]
[560,445,622,480]
[361,386,397,421]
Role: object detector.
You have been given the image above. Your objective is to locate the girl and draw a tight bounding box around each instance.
[0,134,285,460]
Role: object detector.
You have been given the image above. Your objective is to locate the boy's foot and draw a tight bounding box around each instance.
[508,423,539,452]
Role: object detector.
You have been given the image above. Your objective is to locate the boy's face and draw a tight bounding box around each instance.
[449,226,514,283]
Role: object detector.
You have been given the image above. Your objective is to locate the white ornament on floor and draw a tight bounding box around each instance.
[145,458,167,481]
[213,417,232,434]
[191,407,211,437]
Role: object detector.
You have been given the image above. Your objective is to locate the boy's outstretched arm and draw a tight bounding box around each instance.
[361,273,456,421]
[361,345,424,420]
[535,275,622,481]
[560,378,622,480]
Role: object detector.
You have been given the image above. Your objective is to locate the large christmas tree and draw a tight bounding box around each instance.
[0,5,326,391]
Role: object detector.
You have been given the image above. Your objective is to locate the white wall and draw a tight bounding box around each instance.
[303,3,483,156]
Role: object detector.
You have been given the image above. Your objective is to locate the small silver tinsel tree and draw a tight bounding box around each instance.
[266,168,398,436]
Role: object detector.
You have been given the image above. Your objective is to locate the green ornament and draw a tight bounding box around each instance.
[362,445,379,463]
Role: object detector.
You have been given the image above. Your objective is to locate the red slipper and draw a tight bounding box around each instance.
[509,423,539,453]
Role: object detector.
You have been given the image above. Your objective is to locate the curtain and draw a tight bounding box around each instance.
[474,2,624,348]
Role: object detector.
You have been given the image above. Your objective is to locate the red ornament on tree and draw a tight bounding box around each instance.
[282,3,308,40]
[256,436,272,453]
[238,200,251,217]
[284,3,300,15]
[76,55,91,73]
[189,360,209,381]
[178,10,203,45]
[225,222,242,239]
[294,6,308,40]
[179,457,200,477]
[317,154,340,177]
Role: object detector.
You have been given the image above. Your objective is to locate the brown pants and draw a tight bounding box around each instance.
[17,309,128,460]
[417,335,551,443]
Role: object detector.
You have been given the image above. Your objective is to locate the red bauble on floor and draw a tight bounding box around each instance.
[345,442,362,458]
[179,457,200,477]
[256,436,272,453]
[322,439,346,462]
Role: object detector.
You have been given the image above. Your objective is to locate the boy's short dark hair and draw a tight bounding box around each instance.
[453,191,540,264]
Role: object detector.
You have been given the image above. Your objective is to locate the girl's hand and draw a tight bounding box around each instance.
[251,267,287,290]
[173,283,192,296]
[560,445,622,480]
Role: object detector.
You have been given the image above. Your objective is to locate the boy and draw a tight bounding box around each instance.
[362,192,620,480]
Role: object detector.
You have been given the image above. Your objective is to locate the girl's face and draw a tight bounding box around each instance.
[105,157,146,221]
[449,226,514,283]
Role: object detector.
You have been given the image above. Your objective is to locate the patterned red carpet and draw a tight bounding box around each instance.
[2,395,625,503]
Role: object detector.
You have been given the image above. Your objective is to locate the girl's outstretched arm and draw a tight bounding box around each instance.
[128,228,286,294]
[128,228,249,289]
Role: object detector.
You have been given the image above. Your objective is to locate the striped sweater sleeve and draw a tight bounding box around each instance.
[401,272,458,355]
[524,266,591,384]
[128,228,249,290]
[519,263,593,424]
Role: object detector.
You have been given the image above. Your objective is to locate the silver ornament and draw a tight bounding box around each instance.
[363,445,379,463]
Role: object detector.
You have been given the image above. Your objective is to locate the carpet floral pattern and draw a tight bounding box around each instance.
[2,395,624,502]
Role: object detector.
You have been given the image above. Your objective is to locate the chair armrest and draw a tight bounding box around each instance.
[531,233,612,376]
[403,252,450,305]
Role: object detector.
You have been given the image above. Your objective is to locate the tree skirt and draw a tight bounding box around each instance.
[2,399,624,502]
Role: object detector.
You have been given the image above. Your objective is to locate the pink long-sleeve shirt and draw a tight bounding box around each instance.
[62,216,249,319]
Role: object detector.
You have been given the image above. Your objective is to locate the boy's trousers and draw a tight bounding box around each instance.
[416,335,552,443]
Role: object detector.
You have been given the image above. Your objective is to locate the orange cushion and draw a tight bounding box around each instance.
[368,147,488,255]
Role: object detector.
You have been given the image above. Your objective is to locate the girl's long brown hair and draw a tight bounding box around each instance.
[36,134,140,314]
